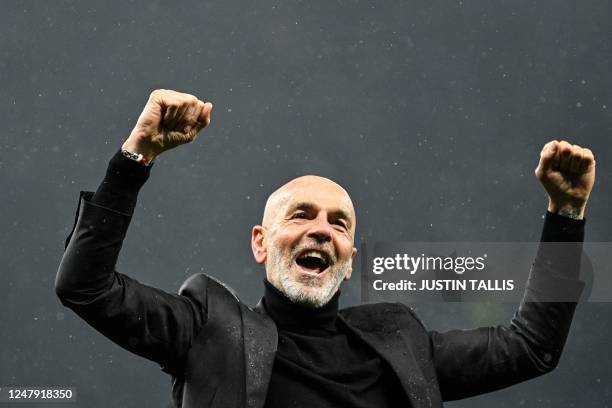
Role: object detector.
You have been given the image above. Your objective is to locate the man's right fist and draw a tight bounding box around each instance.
[122,89,213,164]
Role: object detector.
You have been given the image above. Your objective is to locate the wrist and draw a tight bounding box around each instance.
[121,137,159,165]
[547,199,586,220]
[100,149,153,195]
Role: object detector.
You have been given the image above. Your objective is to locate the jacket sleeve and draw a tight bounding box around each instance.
[55,180,207,376]
[429,212,585,401]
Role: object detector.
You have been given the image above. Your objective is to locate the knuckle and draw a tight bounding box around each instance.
[180,99,196,109]
[149,89,164,99]
[182,94,197,103]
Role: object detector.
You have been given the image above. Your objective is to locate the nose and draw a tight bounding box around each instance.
[306,214,333,243]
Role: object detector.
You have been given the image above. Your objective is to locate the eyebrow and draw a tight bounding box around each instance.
[286,202,353,228]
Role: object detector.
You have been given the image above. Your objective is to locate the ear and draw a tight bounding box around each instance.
[344,246,358,281]
[251,225,267,264]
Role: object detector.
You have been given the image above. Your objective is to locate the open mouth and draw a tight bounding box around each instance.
[295,250,331,274]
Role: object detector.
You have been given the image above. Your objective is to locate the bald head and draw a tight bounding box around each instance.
[252,175,358,307]
[262,175,356,233]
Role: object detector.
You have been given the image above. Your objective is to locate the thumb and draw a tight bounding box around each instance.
[535,140,559,178]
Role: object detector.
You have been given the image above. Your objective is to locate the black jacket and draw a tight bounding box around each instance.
[55,191,585,408]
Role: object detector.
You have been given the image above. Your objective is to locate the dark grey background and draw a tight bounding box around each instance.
[2,1,611,406]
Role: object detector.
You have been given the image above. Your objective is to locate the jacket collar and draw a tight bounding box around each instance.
[243,299,277,408]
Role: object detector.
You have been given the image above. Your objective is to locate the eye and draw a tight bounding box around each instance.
[291,212,307,219]
[334,220,348,230]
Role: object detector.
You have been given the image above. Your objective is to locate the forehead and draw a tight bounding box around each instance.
[282,182,354,215]
[264,177,356,225]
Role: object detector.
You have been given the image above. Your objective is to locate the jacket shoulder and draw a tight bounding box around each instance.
[339,302,427,332]
[178,273,210,304]
[178,273,242,311]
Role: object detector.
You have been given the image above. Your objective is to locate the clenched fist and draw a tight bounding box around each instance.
[122,89,213,164]
[535,140,596,219]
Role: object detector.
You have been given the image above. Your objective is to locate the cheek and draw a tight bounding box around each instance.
[335,238,355,260]
[275,230,302,249]
[269,234,296,259]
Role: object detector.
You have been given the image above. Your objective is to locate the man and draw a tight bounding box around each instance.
[55,89,596,408]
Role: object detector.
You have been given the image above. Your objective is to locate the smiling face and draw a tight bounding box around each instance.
[251,176,357,308]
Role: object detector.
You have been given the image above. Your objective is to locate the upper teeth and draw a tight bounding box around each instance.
[300,251,327,263]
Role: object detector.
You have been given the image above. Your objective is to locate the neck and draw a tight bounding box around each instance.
[262,279,340,333]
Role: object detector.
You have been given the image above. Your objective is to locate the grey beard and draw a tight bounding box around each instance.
[266,246,349,308]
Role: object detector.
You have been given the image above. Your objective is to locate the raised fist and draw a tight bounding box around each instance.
[122,89,213,164]
[535,140,596,219]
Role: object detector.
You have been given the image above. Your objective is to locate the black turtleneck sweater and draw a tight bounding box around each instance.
[261,279,410,408]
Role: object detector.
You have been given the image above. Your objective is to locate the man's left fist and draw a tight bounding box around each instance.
[535,140,596,219]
